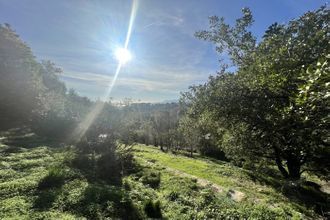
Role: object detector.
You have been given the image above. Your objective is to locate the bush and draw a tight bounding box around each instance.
[144,200,162,219]
[116,144,136,174]
[34,189,58,209]
[141,171,161,189]
[70,153,94,173]
[73,132,135,185]
[33,114,75,140]
[96,151,121,185]
[167,191,180,201]
[200,146,228,161]
[38,166,66,190]
[79,184,140,219]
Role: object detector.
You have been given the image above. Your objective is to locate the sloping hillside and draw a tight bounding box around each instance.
[0,133,328,219]
[131,145,328,219]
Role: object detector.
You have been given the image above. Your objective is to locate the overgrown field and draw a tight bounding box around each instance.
[0,134,328,219]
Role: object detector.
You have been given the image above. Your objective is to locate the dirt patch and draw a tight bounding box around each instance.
[227,189,245,202]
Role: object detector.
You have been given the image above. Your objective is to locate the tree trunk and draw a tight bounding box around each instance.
[275,155,289,179]
[286,157,301,180]
[274,149,302,180]
[274,148,289,178]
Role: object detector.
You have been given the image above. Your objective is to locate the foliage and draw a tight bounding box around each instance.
[144,200,162,218]
[133,144,328,218]
[73,124,136,185]
[0,25,181,147]
[140,171,161,188]
[182,6,330,179]
[295,58,330,179]
[38,166,67,190]
[0,24,92,140]
[0,5,329,219]
[0,134,327,219]
[0,24,42,130]
[117,102,182,151]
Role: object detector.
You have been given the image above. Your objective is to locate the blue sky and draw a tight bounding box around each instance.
[0,0,327,102]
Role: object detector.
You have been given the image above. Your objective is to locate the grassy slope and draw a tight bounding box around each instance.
[0,142,76,219]
[0,134,325,219]
[132,145,319,218]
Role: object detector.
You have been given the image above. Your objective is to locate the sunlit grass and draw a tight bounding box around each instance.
[0,140,322,219]
[132,144,319,217]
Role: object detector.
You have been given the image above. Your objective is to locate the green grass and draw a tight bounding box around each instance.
[134,145,279,194]
[124,157,302,219]
[0,144,77,219]
[0,139,142,219]
[132,144,325,218]
[0,133,326,219]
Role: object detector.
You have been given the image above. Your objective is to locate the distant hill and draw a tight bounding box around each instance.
[159,99,178,104]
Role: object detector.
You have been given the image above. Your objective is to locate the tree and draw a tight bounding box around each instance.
[184,6,330,179]
[295,57,330,179]
[0,23,92,139]
[0,24,43,129]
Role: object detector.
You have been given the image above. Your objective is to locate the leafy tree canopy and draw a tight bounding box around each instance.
[182,6,329,179]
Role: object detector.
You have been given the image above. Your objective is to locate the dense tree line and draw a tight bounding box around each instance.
[116,103,181,149]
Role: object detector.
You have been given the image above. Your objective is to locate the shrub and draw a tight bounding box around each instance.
[200,146,228,161]
[144,200,162,219]
[73,131,136,185]
[32,114,76,140]
[141,171,161,189]
[79,184,140,219]
[70,153,95,174]
[34,189,58,209]
[167,191,180,201]
[96,152,121,185]
[116,144,136,174]
[38,166,66,190]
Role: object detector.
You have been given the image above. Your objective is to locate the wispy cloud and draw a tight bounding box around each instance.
[0,0,224,102]
[61,64,210,95]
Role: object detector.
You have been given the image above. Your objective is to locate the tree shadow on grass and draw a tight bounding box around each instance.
[1,129,144,218]
[77,184,142,219]
[2,134,60,149]
[0,127,62,150]
[0,145,25,154]
[245,167,283,189]
[33,166,67,210]
[245,168,329,218]
[69,149,143,185]
[34,189,60,210]
[32,160,143,219]
[281,181,329,218]
[67,152,144,219]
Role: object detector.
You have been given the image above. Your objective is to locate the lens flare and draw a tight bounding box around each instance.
[70,0,138,142]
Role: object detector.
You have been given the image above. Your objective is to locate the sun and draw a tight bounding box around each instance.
[115,48,132,64]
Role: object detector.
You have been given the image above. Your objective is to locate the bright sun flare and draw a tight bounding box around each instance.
[115,48,132,64]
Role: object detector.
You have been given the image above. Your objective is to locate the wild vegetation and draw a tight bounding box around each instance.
[0,5,329,220]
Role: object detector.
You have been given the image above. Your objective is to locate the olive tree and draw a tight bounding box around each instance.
[184,6,329,179]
